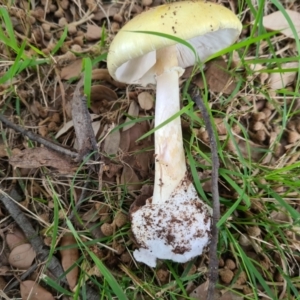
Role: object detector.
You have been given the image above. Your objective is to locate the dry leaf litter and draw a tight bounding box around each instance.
[0,0,300,299]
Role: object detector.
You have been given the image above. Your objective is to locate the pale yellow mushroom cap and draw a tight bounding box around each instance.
[107,0,242,85]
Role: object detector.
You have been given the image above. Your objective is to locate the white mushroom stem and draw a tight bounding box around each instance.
[130,46,212,268]
[153,45,186,204]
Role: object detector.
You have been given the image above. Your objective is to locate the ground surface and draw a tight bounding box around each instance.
[1,0,300,299]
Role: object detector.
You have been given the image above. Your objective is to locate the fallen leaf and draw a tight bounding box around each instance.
[8,243,36,269]
[103,162,123,178]
[270,208,291,224]
[91,69,125,88]
[6,228,27,250]
[92,4,120,21]
[29,101,48,118]
[94,203,110,215]
[199,170,212,193]
[0,276,7,290]
[120,118,151,152]
[130,185,153,214]
[138,92,154,110]
[181,66,195,79]
[0,266,10,276]
[263,9,300,38]
[103,127,121,155]
[194,57,237,94]
[60,234,79,290]
[122,148,152,181]
[86,222,106,240]
[226,137,267,162]
[60,59,83,80]
[0,142,7,157]
[9,147,76,173]
[120,119,153,186]
[0,245,9,268]
[90,85,118,114]
[119,126,131,152]
[91,86,115,102]
[220,291,243,300]
[55,114,100,139]
[247,63,269,84]
[85,24,102,41]
[268,62,299,90]
[20,280,55,300]
[215,118,227,135]
[82,204,105,222]
[189,280,243,300]
[123,101,140,132]
[121,165,142,191]
[189,280,217,299]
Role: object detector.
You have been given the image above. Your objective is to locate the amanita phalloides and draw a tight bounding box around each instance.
[107,0,242,267]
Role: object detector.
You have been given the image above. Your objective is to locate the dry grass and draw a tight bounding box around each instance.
[0,0,300,299]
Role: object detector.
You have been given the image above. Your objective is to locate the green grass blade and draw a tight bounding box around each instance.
[0,41,26,84]
[83,57,92,107]
[207,30,280,61]
[64,201,128,299]
[130,30,198,61]
[186,148,209,202]
[92,52,108,65]
[0,7,21,55]
[136,102,193,141]
[42,275,74,296]
[51,27,68,55]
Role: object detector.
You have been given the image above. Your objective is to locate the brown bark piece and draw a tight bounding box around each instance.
[194,57,236,94]
[9,147,76,173]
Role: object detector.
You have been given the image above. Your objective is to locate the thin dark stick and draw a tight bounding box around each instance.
[4,263,39,291]
[190,87,220,299]
[0,185,68,285]
[0,185,100,299]
[0,114,78,159]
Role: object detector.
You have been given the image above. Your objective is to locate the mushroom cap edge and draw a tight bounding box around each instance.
[107,0,242,83]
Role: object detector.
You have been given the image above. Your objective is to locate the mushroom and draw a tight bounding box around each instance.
[107,1,242,267]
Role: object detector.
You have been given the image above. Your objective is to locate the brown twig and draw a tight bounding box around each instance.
[190,86,220,299]
[0,185,68,284]
[71,78,99,165]
[4,263,39,291]
[0,114,78,159]
[0,185,100,300]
